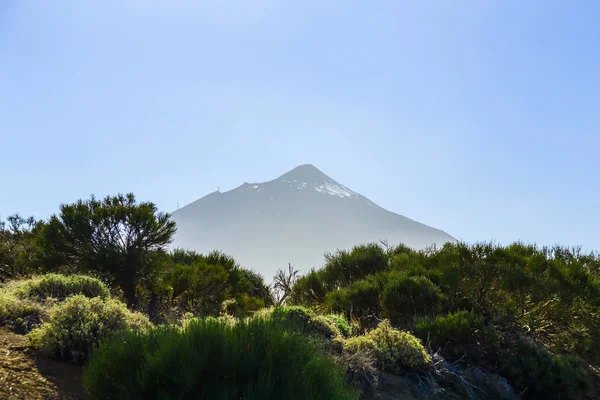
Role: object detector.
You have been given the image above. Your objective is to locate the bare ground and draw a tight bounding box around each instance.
[0,328,85,400]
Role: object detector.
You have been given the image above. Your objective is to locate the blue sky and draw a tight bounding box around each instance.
[1,1,599,251]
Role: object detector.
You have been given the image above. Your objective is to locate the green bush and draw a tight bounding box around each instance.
[499,338,592,400]
[381,276,442,322]
[325,277,381,318]
[84,317,358,400]
[0,291,44,332]
[414,311,498,361]
[325,314,352,337]
[15,273,110,301]
[28,294,151,363]
[344,319,430,374]
[270,306,341,339]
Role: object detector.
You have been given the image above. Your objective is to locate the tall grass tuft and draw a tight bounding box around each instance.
[84,317,358,400]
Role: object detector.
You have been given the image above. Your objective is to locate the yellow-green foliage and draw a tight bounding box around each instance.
[14,273,110,301]
[344,320,430,373]
[270,306,341,339]
[0,290,43,328]
[311,315,341,339]
[28,294,151,363]
[325,314,352,337]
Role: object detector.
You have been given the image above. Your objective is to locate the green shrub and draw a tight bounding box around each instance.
[381,276,442,322]
[28,294,150,363]
[325,278,381,318]
[84,317,358,400]
[325,314,352,337]
[224,294,265,317]
[344,319,430,373]
[414,311,498,361]
[499,338,592,400]
[15,273,110,301]
[0,291,44,332]
[270,306,341,339]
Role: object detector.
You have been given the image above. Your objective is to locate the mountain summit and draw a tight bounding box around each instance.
[171,165,455,277]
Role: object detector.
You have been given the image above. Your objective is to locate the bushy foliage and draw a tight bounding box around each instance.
[159,250,272,319]
[0,214,42,277]
[381,276,442,322]
[414,311,498,361]
[269,306,341,339]
[325,276,382,319]
[499,338,592,400]
[28,294,151,363]
[290,243,389,307]
[0,290,44,332]
[37,193,177,306]
[344,320,431,373]
[14,273,110,301]
[293,241,600,366]
[84,317,358,400]
[325,314,352,337]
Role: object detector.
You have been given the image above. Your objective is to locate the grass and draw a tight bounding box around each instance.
[84,316,358,400]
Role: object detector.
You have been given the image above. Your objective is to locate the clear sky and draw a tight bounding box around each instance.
[1,1,599,251]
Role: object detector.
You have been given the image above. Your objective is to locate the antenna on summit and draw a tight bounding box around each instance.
[217,186,220,192]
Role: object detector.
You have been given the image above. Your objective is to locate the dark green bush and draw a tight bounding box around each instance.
[84,317,358,400]
[28,294,151,363]
[499,338,592,400]
[15,273,110,301]
[381,276,442,322]
[414,311,498,361]
[325,277,381,318]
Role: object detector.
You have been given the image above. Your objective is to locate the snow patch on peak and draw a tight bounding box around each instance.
[315,182,356,198]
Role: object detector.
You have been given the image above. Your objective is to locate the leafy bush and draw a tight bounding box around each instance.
[15,273,110,301]
[84,317,358,400]
[344,320,430,373]
[326,278,381,318]
[414,311,498,361]
[381,276,442,322]
[28,294,151,363]
[499,338,592,400]
[270,306,341,339]
[0,291,44,332]
[325,314,352,337]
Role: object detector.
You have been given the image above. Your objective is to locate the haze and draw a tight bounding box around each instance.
[1,1,599,252]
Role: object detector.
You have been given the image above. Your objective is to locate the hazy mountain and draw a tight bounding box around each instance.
[171,164,455,278]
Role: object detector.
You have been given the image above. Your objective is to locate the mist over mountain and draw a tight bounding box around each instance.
[171,164,455,277]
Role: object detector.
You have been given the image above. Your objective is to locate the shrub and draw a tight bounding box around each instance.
[499,338,592,400]
[414,311,498,361]
[84,317,358,400]
[0,291,44,332]
[325,314,352,337]
[344,320,430,373]
[28,294,151,363]
[325,278,382,319]
[381,276,442,322]
[270,306,341,339]
[15,273,110,301]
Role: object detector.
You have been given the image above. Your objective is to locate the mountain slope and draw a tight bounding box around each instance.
[171,164,455,277]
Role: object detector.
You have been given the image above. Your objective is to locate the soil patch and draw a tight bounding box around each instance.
[0,328,85,400]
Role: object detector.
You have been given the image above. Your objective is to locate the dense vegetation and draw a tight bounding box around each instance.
[1,193,598,399]
[84,317,357,400]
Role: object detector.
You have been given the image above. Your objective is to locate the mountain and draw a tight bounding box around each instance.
[170,164,455,278]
